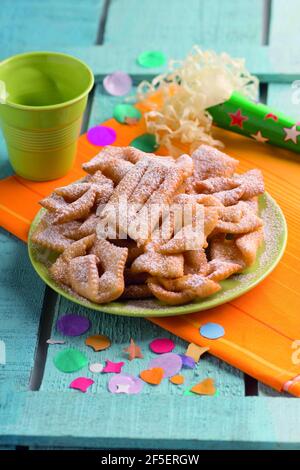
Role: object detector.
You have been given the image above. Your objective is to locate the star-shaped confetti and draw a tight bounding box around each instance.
[264,113,278,121]
[251,131,269,143]
[124,338,143,361]
[228,109,248,128]
[102,360,125,373]
[283,124,300,144]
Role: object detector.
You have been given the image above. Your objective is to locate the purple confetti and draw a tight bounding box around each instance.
[103,71,132,96]
[179,354,196,369]
[108,374,144,394]
[149,353,182,378]
[56,314,91,337]
[87,125,117,146]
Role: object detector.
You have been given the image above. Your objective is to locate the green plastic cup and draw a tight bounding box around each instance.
[0,51,94,181]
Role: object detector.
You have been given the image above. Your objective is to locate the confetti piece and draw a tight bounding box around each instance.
[103,71,132,96]
[200,323,225,340]
[140,367,164,385]
[149,338,175,354]
[85,334,111,352]
[185,343,209,362]
[56,314,91,337]
[178,354,196,369]
[89,362,104,374]
[113,104,142,124]
[183,388,193,396]
[149,353,182,378]
[87,125,117,146]
[53,348,88,373]
[124,338,143,361]
[102,360,125,373]
[69,377,94,393]
[130,133,158,153]
[170,374,184,385]
[191,378,216,396]
[137,50,166,68]
[108,374,144,394]
[46,339,66,345]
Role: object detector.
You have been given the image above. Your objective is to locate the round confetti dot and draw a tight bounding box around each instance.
[179,354,196,369]
[103,71,132,96]
[130,133,158,153]
[85,334,111,352]
[56,314,91,337]
[199,322,225,340]
[87,125,117,146]
[113,103,142,124]
[53,348,88,373]
[108,374,144,394]
[149,338,175,354]
[137,50,166,68]
[149,352,182,378]
[89,362,104,374]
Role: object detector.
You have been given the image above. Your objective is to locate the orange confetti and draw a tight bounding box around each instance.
[140,367,164,385]
[191,378,216,395]
[124,338,143,361]
[185,343,209,362]
[170,374,184,385]
[85,334,111,352]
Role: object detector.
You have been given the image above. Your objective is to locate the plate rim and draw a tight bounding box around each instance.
[28,192,288,317]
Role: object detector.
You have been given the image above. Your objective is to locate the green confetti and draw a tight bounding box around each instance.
[137,50,166,68]
[53,348,88,373]
[214,389,219,397]
[183,388,193,396]
[113,104,142,124]
[130,133,158,153]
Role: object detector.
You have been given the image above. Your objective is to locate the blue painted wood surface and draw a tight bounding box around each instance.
[0,0,300,449]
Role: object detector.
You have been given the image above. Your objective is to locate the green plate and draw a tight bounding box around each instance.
[28,192,287,317]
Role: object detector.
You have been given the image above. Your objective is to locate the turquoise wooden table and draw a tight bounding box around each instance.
[0,0,300,450]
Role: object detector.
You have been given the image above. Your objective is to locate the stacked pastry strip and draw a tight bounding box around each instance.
[32,145,265,305]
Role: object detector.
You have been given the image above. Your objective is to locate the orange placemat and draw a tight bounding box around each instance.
[0,99,299,396]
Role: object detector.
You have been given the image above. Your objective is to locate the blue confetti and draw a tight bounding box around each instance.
[199,322,225,340]
[179,354,196,369]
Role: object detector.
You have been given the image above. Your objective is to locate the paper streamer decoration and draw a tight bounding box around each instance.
[56,314,91,337]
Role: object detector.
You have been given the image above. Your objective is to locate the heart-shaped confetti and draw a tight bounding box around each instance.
[103,71,132,96]
[130,133,158,153]
[53,348,88,373]
[102,360,125,374]
[137,50,166,68]
[87,125,117,146]
[149,353,182,378]
[140,367,164,385]
[149,338,175,354]
[170,374,184,385]
[85,334,111,352]
[56,314,91,337]
[108,374,144,394]
[69,377,94,393]
[191,378,216,396]
[199,323,225,340]
[113,103,142,124]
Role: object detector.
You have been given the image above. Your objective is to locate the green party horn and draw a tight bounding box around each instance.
[208,91,300,153]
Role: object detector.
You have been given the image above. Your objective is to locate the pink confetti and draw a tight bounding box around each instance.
[149,338,175,354]
[149,353,182,378]
[102,360,125,374]
[108,374,143,394]
[69,377,94,393]
[87,126,117,146]
[103,71,132,96]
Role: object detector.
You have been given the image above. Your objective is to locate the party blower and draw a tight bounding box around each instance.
[139,46,300,155]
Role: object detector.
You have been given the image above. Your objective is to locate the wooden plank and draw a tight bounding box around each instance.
[1,393,300,449]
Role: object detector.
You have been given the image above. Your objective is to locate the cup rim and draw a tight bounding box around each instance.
[0,51,94,111]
